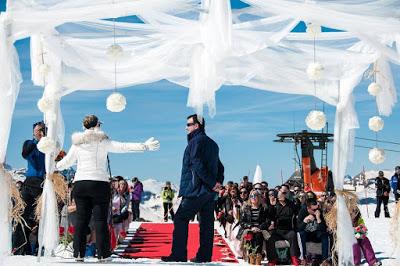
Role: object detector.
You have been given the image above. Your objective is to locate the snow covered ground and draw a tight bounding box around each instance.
[3,175,400,265]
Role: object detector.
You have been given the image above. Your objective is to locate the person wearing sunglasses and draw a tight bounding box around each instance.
[239,188,249,202]
[236,190,273,258]
[293,186,301,195]
[12,121,47,255]
[268,189,277,206]
[56,114,160,262]
[266,190,300,266]
[297,198,329,264]
[254,183,267,205]
[223,186,242,240]
[162,114,224,263]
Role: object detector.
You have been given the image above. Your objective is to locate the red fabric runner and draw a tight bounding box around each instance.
[120,223,237,263]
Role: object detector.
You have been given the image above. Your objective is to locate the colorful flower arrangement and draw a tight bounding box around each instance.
[243,232,253,241]
[354,224,368,239]
[59,226,75,246]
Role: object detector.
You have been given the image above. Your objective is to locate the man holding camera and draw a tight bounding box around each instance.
[162,181,175,222]
[12,121,46,255]
[297,198,329,262]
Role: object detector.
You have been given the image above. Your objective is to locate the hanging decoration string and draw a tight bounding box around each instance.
[367,61,385,164]
[313,34,317,110]
[305,22,326,131]
[113,17,117,92]
[106,0,127,113]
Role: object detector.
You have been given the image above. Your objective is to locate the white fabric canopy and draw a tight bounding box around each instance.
[0,0,399,261]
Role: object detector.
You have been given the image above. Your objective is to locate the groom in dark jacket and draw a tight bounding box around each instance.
[162,114,224,263]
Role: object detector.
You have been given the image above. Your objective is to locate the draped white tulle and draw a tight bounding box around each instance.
[0,13,22,257]
[0,168,12,259]
[37,178,59,257]
[0,0,399,259]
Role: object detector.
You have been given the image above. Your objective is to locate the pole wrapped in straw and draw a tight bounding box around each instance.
[34,172,68,221]
[324,190,358,266]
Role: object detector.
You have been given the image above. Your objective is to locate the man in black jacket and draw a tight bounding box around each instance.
[375,171,390,218]
[162,114,224,263]
[297,198,329,261]
[266,189,300,266]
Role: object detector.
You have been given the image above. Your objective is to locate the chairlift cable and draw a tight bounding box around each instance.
[355,137,400,146]
[354,145,400,153]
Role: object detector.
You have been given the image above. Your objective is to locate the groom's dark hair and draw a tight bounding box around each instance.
[187,114,205,130]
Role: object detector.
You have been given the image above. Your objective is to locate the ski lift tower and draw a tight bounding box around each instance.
[274,130,334,192]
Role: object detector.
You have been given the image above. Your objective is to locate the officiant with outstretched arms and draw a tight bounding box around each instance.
[56,114,160,262]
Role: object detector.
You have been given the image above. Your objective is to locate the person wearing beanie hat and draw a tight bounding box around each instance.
[162,181,175,222]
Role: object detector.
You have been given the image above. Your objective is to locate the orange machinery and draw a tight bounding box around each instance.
[275,130,333,193]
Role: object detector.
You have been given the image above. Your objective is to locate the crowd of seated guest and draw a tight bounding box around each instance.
[215,175,381,266]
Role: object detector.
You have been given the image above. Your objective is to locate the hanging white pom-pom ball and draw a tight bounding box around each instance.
[38,64,50,75]
[306,62,324,80]
[305,110,326,130]
[369,147,385,164]
[306,22,321,37]
[368,116,384,132]
[367,82,382,96]
[106,92,127,112]
[37,136,56,154]
[37,97,54,113]
[106,44,124,61]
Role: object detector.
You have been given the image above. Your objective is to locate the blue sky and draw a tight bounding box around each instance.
[2,0,400,187]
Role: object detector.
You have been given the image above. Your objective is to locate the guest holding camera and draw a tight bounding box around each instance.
[12,121,46,255]
[297,198,329,262]
[266,189,300,266]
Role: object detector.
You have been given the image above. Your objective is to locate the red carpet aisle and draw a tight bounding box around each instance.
[119,223,238,263]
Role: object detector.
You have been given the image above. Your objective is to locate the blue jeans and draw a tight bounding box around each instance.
[170,193,215,261]
[131,200,140,221]
[299,230,329,260]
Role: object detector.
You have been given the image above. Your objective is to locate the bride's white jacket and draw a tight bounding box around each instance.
[56,129,146,182]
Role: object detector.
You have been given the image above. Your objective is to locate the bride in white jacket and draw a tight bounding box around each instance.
[56,114,159,262]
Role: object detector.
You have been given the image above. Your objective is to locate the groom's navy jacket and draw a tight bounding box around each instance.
[179,129,224,198]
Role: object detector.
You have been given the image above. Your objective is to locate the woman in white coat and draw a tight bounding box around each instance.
[56,114,159,262]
